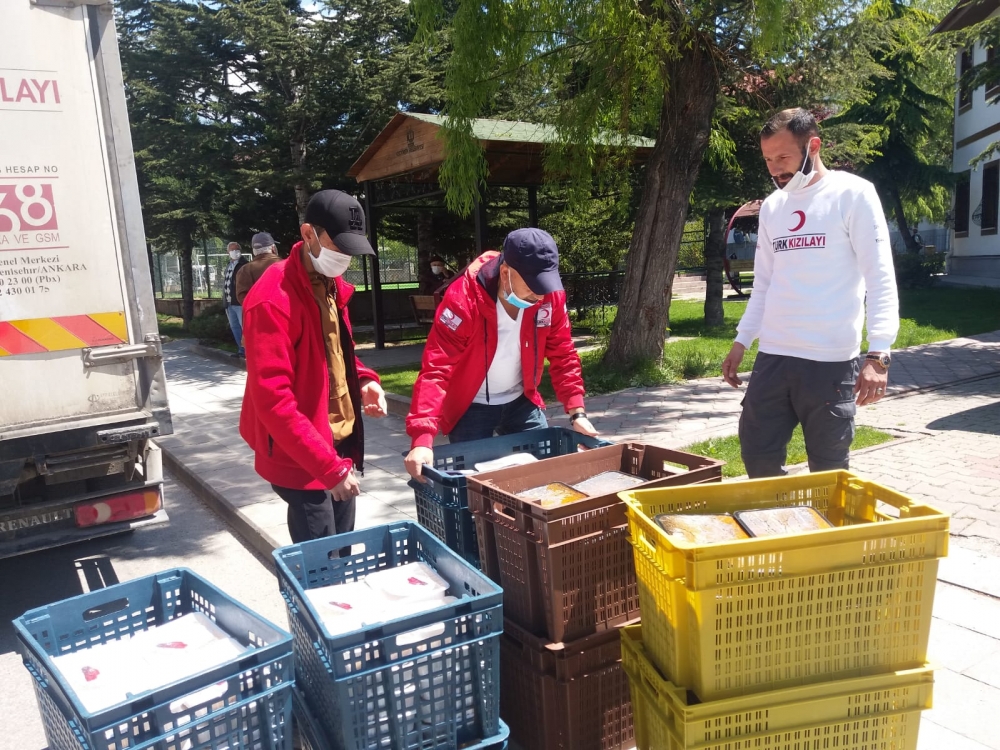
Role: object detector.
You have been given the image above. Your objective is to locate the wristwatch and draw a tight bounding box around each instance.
[865,352,891,369]
[569,412,588,423]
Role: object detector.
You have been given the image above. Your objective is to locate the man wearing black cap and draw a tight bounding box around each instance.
[240,190,388,542]
[404,228,597,482]
[235,231,282,305]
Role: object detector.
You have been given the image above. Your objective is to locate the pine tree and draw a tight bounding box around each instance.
[118,0,241,326]
[825,0,954,252]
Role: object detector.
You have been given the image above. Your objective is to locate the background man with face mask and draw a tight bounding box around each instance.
[721,108,899,478]
[235,231,282,305]
[223,242,249,357]
[420,255,457,296]
[404,228,598,482]
[239,190,389,542]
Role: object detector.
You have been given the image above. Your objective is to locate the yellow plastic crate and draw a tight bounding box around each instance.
[620,625,933,750]
[620,470,949,701]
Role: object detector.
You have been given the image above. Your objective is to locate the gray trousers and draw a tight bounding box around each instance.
[739,352,860,478]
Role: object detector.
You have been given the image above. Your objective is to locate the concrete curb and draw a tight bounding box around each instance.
[161,444,280,560]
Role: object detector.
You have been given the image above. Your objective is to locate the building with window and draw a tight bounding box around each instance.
[935,0,1000,277]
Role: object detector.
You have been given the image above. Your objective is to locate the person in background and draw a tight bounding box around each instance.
[236,232,282,305]
[240,190,389,542]
[722,108,899,478]
[223,242,248,358]
[420,255,457,295]
[404,228,598,482]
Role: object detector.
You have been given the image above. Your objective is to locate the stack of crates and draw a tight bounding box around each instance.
[14,568,295,750]
[408,427,609,568]
[466,442,725,750]
[273,520,510,750]
[619,470,950,750]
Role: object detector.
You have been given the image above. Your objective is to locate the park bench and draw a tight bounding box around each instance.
[409,294,438,325]
[725,258,755,296]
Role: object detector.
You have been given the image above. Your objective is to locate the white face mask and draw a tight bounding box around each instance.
[228,249,241,260]
[310,243,352,278]
[775,148,815,193]
[431,265,444,276]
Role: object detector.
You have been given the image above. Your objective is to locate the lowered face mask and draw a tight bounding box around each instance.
[310,244,352,278]
[503,272,535,310]
[774,148,815,193]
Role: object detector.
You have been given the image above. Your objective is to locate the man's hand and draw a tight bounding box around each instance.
[361,380,388,418]
[405,446,435,483]
[571,416,599,437]
[854,359,888,406]
[330,468,360,502]
[722,343,746,388]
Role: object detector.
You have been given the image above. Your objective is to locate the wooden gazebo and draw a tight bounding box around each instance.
[348,112,656,347]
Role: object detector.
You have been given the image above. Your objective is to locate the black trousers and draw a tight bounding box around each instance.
[270,484,356,544]
[739,352,860,479]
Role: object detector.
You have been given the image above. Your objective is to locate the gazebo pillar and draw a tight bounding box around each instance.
[528,186,539,228]
[362,181,386,349]
[474,195,489,253]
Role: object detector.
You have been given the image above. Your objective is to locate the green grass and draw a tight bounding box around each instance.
[377,365,422,397]
[684,426,897,478]
[375,287,1000,399]
[156,314,190,338]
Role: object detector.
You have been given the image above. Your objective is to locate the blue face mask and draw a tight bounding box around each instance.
[503,271,535,309]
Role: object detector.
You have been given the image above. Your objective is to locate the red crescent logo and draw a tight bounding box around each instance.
[790,210,806,232]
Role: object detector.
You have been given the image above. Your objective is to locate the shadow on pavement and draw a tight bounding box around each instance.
[927,401,1000,435]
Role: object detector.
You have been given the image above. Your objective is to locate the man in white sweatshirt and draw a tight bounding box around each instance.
[721,108,899,478]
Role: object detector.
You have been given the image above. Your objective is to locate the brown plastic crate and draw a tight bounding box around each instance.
[468,443,723,643]
[500,617,636,750]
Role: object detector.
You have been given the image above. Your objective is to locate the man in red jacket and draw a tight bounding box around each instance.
[240,190,388,542]
[404,228,597,482]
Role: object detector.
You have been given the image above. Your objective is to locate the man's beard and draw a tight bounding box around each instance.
[774,173,794,188]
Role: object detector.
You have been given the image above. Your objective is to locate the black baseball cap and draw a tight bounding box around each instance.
[501,228,563,294]
[303,190,375,256]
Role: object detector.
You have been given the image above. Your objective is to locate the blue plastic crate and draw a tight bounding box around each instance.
[292,687,511,750]
[411,483,481,569]
[273,521,504,750]
[14,568,294,750]
[412,428,611,566]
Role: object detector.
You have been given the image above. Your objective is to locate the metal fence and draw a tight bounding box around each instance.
[888,228,951,255]
[151,239,234,299]
[151,239,422,298]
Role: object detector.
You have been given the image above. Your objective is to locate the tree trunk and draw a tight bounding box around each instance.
[180,230,195,329]
[604,45,719,365]
[887,184,916,253]
[703,208,727,326]
[291,138,309,223]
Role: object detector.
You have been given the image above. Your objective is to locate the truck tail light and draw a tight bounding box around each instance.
[75,489,162,528]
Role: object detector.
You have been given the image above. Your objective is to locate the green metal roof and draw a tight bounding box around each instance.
[404,112,655,149]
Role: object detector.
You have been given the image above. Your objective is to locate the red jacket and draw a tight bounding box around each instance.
[406,251,585,449]
[239,241,380,490]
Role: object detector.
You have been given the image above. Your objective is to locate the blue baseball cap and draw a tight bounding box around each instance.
[501,228,563,295]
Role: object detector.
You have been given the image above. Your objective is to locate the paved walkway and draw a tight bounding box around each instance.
[157,332,1000,749]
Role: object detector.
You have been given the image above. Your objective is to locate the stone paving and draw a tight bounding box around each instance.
[157,332,1000,749]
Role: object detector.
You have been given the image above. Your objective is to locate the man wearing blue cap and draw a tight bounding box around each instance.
[404,228,597,482]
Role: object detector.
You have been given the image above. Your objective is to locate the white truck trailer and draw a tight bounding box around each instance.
[0,0,173,557]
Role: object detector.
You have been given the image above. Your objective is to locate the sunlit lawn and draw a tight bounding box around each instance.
[683,425,896,478]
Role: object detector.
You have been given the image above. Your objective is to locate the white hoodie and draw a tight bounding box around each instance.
[735,171,899,360]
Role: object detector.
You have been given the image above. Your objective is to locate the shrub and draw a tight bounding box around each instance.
[894,252,946,289]
[188,304,232,343]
